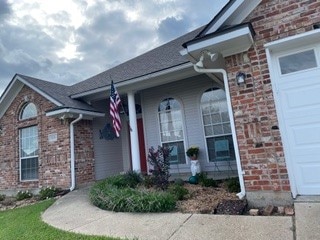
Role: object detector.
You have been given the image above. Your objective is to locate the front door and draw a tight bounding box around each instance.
[269,43,320,195]
[137,118,147,172]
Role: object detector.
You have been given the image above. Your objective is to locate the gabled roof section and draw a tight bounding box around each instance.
[181,0,261,61]
[0,74,102,118]
[69,26,205,97]
[196,0,262,37]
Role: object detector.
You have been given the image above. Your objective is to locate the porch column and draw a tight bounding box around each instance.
[127,91,141,172]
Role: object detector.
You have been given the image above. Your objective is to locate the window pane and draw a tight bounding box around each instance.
[221,112,230,122]
[206,135,235,162]
[211,113,221,124]
[20,126,38,157]
[163,141,186,164]
[204,126,213,136]
[203,114,211,125]
[201,88,236,164]
[213,124,223,135]
[20,126,39,181]
[223,123,231,134]
[279,49,317,74]
[158,98,186,164]
[20,103,37,120]
[21,157,38,180]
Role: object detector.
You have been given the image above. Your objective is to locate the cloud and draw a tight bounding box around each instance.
[0,0,228,95]
[157,17,189,42]
[0,0,11,19]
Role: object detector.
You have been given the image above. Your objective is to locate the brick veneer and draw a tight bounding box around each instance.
[225,0,320,204]
[0,85,94,193]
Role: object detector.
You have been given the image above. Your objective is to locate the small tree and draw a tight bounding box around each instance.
[148,146,171,190]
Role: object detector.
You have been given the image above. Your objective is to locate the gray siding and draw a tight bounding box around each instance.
[92,100,125,180]
[141,74,222,173]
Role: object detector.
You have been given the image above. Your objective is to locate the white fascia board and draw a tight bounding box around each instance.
[16,75,62,106]
[70,62,193,99]
[223,1,262,27]
[0,79,24,118]
[265,29,320,52]
[205,0,262,35]
[46,108,105,118]
[205,0,244,35]
[187,26,254,58]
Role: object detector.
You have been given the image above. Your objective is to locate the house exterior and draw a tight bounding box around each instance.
[1,0,320,207]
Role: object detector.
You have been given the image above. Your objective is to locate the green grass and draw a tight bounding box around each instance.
[0,199,123,240]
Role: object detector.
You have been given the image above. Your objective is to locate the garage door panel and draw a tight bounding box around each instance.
[279,77,320,119]
[288,121,320,146]
[300,165,320,184]
[271,45,320,195]
[282,84,320,109]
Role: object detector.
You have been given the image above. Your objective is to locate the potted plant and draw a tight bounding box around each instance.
[186,146,199,160]
[186,146,201,177]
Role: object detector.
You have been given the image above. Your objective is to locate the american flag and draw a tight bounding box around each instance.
[110,81,122,137]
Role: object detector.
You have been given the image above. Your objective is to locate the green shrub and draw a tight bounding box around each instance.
[141,174,153,188]
[196,172,218,187]
[201,178,218,187]
[168,185,188,200]
[16,190,33,201]
[148,146,171,190]
[106,171,142,189]
[39,186,60,200]
[226,177,240,193]
[174,178,184,186]
[90,181,176,212]
[0,194,5,201]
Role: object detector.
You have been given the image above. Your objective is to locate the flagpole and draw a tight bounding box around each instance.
[111,80,132,132]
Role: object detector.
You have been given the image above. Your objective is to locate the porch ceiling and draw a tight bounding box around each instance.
[77,63,199,103]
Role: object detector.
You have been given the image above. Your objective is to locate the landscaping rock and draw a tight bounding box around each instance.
[285,206,295,216]
[277,206,285,214]
[249,208,260,216]
[263,205,275,216]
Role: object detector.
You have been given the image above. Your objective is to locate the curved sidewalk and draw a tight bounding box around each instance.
[42,188,313,240]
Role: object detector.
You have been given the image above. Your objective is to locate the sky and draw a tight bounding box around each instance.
[0,0,228,95]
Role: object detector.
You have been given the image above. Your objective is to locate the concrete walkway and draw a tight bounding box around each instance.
[42,188,320,240]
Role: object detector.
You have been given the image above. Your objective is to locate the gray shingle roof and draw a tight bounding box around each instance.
[17,74,100,112]
[69,26,205,96]
[13,26,205,111]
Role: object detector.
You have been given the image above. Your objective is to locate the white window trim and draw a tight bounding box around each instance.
[157,97,187,165]
[200,88,234,165]
[19,126,39,182]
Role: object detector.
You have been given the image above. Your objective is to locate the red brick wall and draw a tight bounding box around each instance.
[74,120,95,185]
[0,85,94,192]
[226,0,320,193]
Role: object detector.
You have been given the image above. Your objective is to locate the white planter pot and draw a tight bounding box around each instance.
[190,160,201,176]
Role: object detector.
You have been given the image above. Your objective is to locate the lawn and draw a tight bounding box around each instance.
[0,199,123,240]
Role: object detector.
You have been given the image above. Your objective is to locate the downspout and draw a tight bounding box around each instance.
[193,64,246,200]
[69,114,83,191]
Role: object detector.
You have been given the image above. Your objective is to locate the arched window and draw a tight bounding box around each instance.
[158,98,186,164]
[201,88,235,163]
[20,103,37,120]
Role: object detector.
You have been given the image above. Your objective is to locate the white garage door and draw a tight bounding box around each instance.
[270,43,320,195]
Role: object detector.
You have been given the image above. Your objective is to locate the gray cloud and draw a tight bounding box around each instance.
[0,0,11,19]
[157,17,189,42]
[0,0,228,95]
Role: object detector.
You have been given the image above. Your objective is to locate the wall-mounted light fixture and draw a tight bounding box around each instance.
[195,50,218,68]
[236,72,246,85]
[195,54,204,68]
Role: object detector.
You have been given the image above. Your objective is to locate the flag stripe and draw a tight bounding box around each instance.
[110,81,122,137]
